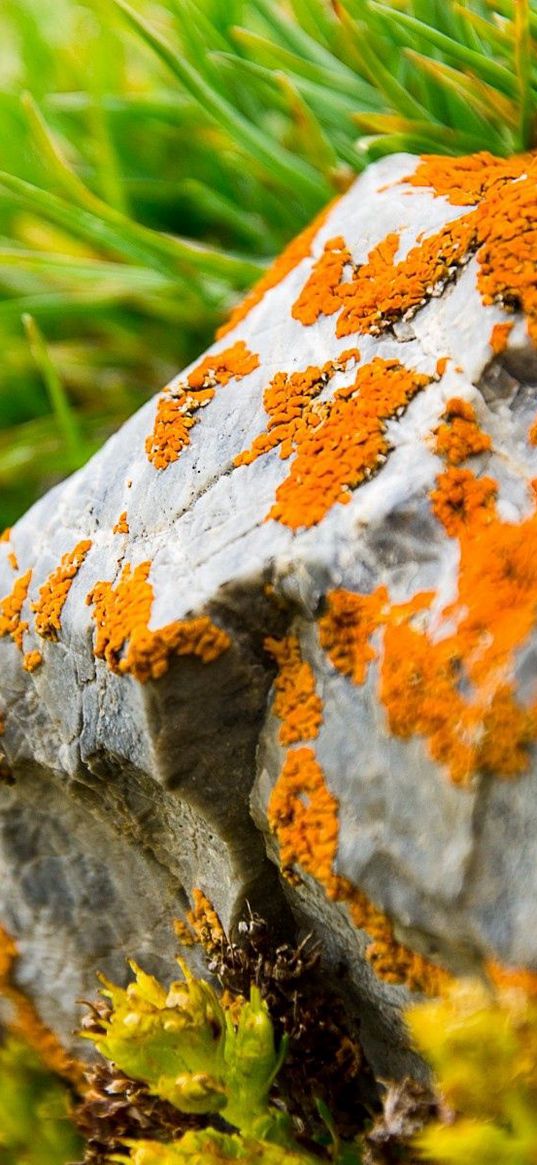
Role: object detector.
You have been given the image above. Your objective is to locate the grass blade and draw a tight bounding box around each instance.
[22,313,85,463]
[110,0,329,208]
[0,169,265,283]
[370,2,519,96]
[514,0,536,147]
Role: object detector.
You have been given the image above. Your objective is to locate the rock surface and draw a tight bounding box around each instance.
[1,150,537,1075]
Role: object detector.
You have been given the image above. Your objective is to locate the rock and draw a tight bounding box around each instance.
[1,150,537,1077]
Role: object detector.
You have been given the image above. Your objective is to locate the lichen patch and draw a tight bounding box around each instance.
[266,624,450,995]
[406,151,537,344]
[32,540,92,641]
[146,341,259,470]
[314,388,537,784]
[86,561,231,683]
[291,218,477,337]
[267,359,431,530]
[216,199,338,338]
[433,398,491,465]
[264,634,323,744]
[0,570,32,651]
[113,511,129,535]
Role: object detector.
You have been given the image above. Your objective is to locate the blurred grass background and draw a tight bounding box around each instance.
[0,0,535,528]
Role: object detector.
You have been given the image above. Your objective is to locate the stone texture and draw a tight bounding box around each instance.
[1,151,537,1075]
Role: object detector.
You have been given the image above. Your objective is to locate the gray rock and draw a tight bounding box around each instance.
[1,151,537,1076]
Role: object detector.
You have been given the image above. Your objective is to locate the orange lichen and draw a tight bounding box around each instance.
[268,748,449,995]
[436,357,449,378]
[406,151,537,344]
[86,561,230,683]
[7,551,18,572]
[433,398,491,465]
[267,359,431,529]
[308,375,537,786]
[318,587,388,684]
[268,746,339,888]
[216,199,337,338]
[172,917,196,947]
[186,889,225,956]
[0,528,10,543]
[292,235,352,325]
[486,958,537,999]
[234,353,359,468]
[113,511,129,535]
[287,153,536,348]
[0,922,83,1087]
[291,216,477,337]
[319,471,537,784]
[0,569,32,651]
[23,650,43,673]
[430,467,497,537]
[405,151,531,206]
[490,321,513,355]
[236,353,429,528]
[476,167,537,345]
[264,635,323,744]
[342,881,451,996]
[186,340,259,390]
[32,540,92,640]
[146,341,259,470]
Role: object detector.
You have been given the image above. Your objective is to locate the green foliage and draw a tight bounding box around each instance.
[88,959,289,1137]
[406,978,537,1163]
[0,1,536,526]
[0,1034,82,1165]
[114,1128,323,1163]
[85,958,362,1163]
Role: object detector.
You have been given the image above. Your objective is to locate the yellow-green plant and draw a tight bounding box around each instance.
[84,958,356,1163]
[406,978,537,1164]
[0,1034,82,1165]
[88,959,289,1136]
[114,1128,325,1163]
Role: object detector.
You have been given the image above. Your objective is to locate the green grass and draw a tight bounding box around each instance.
[0,0,536,528]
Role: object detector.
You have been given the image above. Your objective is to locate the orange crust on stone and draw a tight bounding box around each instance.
[268,747,449,996]
[318,588,388,685]
[264,634,323,744]
[23,650,43,673]
[405,151,537,345]
[490,322,513,355]
[267,359,431,529]
[86,561,231,683]
[113,511,129,535]
[0,922,84,1088]
[236,354,429,529]
[32,540,92,640]
[216,198,338,338]
[313,384,537,784]
[266,621,450,995]
[291,218,477,337]
[433,398,491,465]
[0,570,32,651]
[146,341,259,470]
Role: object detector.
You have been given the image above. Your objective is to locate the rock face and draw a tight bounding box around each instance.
[1,150,537,1076]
